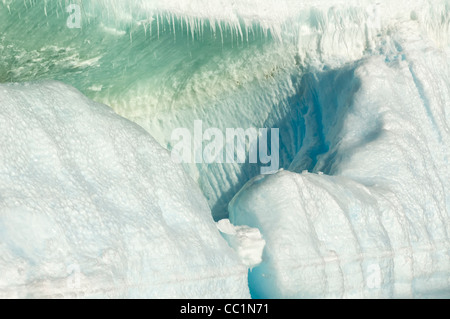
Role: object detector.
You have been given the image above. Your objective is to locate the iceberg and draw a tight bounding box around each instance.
[0,0,449,298]
[2,0,449,219]
[0,81,249,298]
[229,29,450,298]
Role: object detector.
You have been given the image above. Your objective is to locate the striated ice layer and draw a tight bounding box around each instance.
[0,81,249,299]
[229,26,450,298]
[1,1,449,219]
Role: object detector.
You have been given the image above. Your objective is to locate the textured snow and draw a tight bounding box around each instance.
[0,81,249,298]
[229,23,450,298]
[217,219,265,269]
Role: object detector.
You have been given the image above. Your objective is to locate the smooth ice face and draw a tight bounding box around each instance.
[229,27,450,298]
[0,81,249,299]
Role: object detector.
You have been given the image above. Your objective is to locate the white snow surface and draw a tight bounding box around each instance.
[0,81,249,298]
[229,21,450,298]
[217,219,265,269]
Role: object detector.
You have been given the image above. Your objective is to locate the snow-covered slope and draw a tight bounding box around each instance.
[0,81,249,298]
[229,24,450,298]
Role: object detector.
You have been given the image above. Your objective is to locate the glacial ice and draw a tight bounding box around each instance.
[217,219,265,269]
[0,0,449,299]
[2,0,449,219]
[0,81,249,298]
[229,26,450,298]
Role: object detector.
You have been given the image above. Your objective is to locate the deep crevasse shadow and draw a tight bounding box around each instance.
[211,62,363,220]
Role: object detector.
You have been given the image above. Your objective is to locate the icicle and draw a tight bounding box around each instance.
[157,14,160,39]
[149,16,153,38]
[163,13,166,33]
[190,18,195,42]
[245,24,249,43]
[180,14,184,35]
[230,23,234,48]
[172,14,176,42]
[237,23,244,44]
[195,18,200,41]
[211,19,216,40]
[219,22,224,46]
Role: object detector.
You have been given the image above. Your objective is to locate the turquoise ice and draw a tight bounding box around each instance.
[0,0,449,298]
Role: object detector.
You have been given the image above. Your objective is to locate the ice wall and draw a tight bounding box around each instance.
[0,1,449,298]
[0,81,249,298]
[1,1,449,219]
[229,24,450,298]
